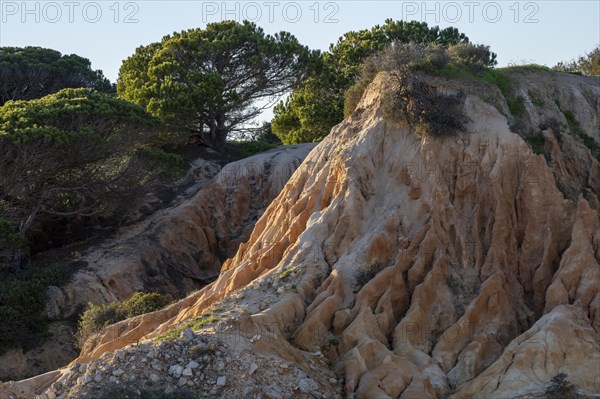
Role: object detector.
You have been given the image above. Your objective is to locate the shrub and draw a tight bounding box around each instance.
[136,148,184,178]
[524,135,546,155]
[544,373,578,399]
[507,96,526,117]
[383,68,467,138]
[344,43,451,116]
[76,292,169,348]
[447,43,497,68]
[247,122,282,145]
[0,218,28,274]
[121,292,170,318]
[76,302,124,348]
[558,105,600,161]
[0,258,79,354]
[354,262,383,291]
[554,46,600,76]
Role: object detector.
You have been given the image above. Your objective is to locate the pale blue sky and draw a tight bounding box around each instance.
[1,1,598,83]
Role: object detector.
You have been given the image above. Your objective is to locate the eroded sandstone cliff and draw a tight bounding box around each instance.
[0,144,314,382]
[2,70,598,399]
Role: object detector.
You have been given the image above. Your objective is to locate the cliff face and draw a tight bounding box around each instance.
[3,71,599,399]
[0,144,314,382]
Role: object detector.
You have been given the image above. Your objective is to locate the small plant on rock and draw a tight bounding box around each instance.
[354,261,383,291]
[544,372,578,399]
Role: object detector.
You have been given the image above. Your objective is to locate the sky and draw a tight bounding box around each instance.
[1,0,599,120]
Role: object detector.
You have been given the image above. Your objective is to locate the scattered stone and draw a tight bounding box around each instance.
[298,378,318,394]
[264,386,284,399]
[216,376,226,386]
[186,360,200,369]
[77,375,92,385]
[178,377,188,386]
[169,364,184,378]
[152,362,163,371]
[249,363,258,375]
[182,367,193,377]
[112,368,124,377]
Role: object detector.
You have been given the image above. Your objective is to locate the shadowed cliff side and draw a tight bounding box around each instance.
[0,144,314,382]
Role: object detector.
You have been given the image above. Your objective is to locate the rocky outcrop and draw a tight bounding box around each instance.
[0,144,313,382]
[48,144,315,318]
[2,71,598,399]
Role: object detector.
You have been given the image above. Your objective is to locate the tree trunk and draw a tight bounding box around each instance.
[200,112,228,152]
[215,114,227,151]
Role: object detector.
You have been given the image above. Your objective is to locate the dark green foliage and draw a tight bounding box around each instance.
[272,76,344,144]
[508,96,526,117]
[229,140,279,159]
[273,19,478,144]
[231,121,282,157]
[544,373,578,399]
[555,103,600,161]
[562,110,600,161]
[118,21,314,151]
[247,122,282,145]
[0,258,79,354]
[0,46,113,105]
[0,218,28,274]
[136,148,185,178]
[524,135,546,155]
[0,88,173,262]
[121,292,170,318]
[76,292,169,348]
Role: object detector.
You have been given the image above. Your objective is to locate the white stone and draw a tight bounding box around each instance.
[249,363,258,375]
[186,360,199,369]
[169,364,184,378]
